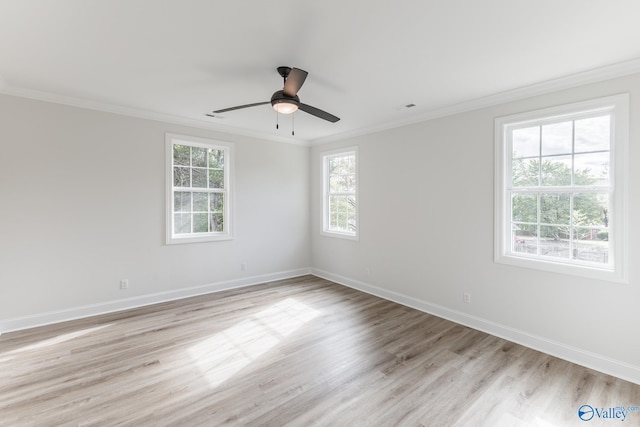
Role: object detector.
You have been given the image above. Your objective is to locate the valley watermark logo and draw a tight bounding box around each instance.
[578,404,640,422]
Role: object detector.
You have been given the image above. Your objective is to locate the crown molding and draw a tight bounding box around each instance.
[310,57,640,146]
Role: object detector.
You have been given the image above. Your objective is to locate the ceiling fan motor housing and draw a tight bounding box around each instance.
[271,90,300,111]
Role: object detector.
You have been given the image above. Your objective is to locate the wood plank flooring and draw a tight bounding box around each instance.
[1,275,639,426]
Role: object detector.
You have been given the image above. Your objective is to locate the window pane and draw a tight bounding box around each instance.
[329,157,339,172]
[512,223,537,254]
[331,173,355,193]
[347,173,356,192]
[540,193,570,225]
[512,193,537,223]
[329,172,355,192]
[573,193,608,227]
[208,169,224,189]
[210,213,223,232]
[337,213,347,230]
[192,147,207,167]
[329,174,344,192]
[173,144,190,166]
[574,152,609,186]
[174,192,191,212]
[575,115,610,153]
[541,156,572,186]
[193,213,209,233]
[328,195,340,214]
[540,225,569,259]
[328,195,352,232]
[210,193,224,212]
[573,227,608,264]
[208,149,224,168]
[329,154,355,192]
[329,213,338,229]
[512,158,539,187]
[338,197,347,213]
[512,126,539,158]
[174,167,190,187]
[330,155,354,174]
[541,121,572,156]
[347,195,356,211]
[174,213,191,234]
[193,192,208,212]
[192,168,207,188]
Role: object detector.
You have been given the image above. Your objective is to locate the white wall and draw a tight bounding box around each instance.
[311,73,640,383]
[0,95,310,327]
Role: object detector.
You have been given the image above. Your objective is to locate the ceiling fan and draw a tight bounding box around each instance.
[210,66,340,123]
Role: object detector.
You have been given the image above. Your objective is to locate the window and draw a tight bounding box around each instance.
[322,148,358,239]
[166,134,233,244]
[495,95,628,282]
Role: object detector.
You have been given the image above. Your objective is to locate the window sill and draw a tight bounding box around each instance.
[321,230,359,241]
[166,233,233,245]
[495,252,627,284]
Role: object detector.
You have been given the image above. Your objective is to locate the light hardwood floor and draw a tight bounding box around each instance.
[1,275,639,426]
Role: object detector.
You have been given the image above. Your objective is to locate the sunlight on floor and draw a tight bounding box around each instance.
[188,298,320,388]
[1,324,112,359]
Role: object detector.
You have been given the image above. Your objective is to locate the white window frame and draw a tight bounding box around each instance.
[166,133,234,244]
[495,94,629,283]
[322,147,359,240]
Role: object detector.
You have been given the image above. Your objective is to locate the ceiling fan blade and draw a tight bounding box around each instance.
[298,103,340,123]
[213,101,270,113]
[283,68,308,97]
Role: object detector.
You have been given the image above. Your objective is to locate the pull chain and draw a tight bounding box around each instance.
[276,110,279,130]
[291,112,295,136]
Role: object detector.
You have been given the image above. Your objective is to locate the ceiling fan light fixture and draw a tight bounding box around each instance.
[272,100,298,114]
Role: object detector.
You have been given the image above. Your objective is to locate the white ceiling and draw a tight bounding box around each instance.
[2,0,640,144]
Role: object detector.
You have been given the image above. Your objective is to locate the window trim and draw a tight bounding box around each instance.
[321,146,359,240]
[165,133,234,245]
[494,94,629,283]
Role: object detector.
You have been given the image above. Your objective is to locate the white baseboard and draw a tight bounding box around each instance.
[0,268,311,334]
[311,268,640,386]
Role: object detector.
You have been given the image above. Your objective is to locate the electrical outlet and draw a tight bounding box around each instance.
[463,292,471,304]
[120,279,129,290]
